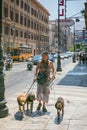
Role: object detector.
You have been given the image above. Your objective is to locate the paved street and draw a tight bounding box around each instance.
[0,61,87,130]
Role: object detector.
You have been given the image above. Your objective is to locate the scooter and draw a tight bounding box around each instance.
[5,58,13,70]
[27,60,33,70]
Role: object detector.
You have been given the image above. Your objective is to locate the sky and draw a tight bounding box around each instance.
[38,0,86,29]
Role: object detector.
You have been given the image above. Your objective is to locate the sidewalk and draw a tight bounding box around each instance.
[1,61,87,130]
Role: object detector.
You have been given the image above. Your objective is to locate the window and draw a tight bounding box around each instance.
[16,0,19,5]
[31,34,33,40]
[28,19,30,27]
[11,28,13,36]
[4,6,8,17]
[24,3,27,11]
[15,30,18,37]
[34,10,37,17]
[42,16,43,21]
[31,8,33,15]
[20,31,23,37]
[34,34,36,40]
[34,22,36,30]
[15,12,19,23]
[4,26,9,35]
[31,21,33,29]
[28,5,30,13]
[37,23,39,31]
[10,10,14,21]
[28,33,31,39]
[20,15,23,25]
[11,0,14,2]
[24,17,27,26]
[21,0,23,9]
[24,32,27,38]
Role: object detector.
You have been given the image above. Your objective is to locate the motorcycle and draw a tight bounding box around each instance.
[5,58,13,70]
[27,60,33,71]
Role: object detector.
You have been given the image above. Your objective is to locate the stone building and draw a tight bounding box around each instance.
[2,0,50,55]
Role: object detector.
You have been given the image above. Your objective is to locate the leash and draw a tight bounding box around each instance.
[49,78,55,90]
[49,78,56,102]
[49,79,53,90]
[25,81,36,97]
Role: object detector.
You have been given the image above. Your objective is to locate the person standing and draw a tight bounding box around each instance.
[34,51,56,112]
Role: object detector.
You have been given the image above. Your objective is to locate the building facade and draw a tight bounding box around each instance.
[49,19,74,53]
[2,0,50,55]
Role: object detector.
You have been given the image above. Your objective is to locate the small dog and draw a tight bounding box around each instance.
[55,97,64,121]
[26,93,35,114]
[17,93,26,114]
[17,93,35,115]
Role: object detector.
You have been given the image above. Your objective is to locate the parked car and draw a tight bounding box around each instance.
[33,55,42,65]
[60,53,70,59]
[60,53,65,60]
[54,53,57,58]
[66,51,73,57]
[33,53,55,65]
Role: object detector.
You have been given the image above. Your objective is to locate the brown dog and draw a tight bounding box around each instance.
[26,93,35,114]
[55,97,64,120]
[17,92,35,115]
[17,93,26,114]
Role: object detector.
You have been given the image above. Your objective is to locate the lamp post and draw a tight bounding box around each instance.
[0,0,8,118]
[56,0,62,71]
[72,18,80,63]
[72,22,76,62]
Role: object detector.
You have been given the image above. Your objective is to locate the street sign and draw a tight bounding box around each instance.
[75,30,87,43]
[56,18,75,27]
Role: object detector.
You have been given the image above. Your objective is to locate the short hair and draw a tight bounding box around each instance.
[42,51,48,55]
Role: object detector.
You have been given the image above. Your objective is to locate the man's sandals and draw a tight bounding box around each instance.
[37,103,47,112]
[42,106,47,112]
[37,103,42,110]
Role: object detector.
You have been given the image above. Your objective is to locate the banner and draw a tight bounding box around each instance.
[59,0,64,6]
[59,9,64,16]
[59,0,65,16]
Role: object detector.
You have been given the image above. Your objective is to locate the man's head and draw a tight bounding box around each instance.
[42,51,49,62]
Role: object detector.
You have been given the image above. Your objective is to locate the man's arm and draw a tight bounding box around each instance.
[50,61,56,79]
[34,62,40,81]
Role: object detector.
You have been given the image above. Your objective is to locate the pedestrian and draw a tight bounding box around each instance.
[82,54,85,64]
[34,51,56,112]
[79,53,82,64]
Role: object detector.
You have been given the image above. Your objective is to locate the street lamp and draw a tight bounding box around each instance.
[72,18,80,63]
[72,22,76,62]
[56,0,62,71]
[0,0,8,118]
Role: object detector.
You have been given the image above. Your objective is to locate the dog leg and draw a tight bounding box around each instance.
[30,102,33,114]
[19,105,23,115]
[27,102,29,111]
[57,110,60,119]
[62,107,64,117]
[23,105,25,113]
[19,105,21,112]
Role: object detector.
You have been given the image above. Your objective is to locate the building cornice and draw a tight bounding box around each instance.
[32,0,50,16]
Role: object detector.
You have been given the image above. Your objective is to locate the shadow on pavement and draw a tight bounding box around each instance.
[14,111,24,121]
[54,115,63,125]
[31,110,50,117]
[14,110,50,120]
[57,63,87,87]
